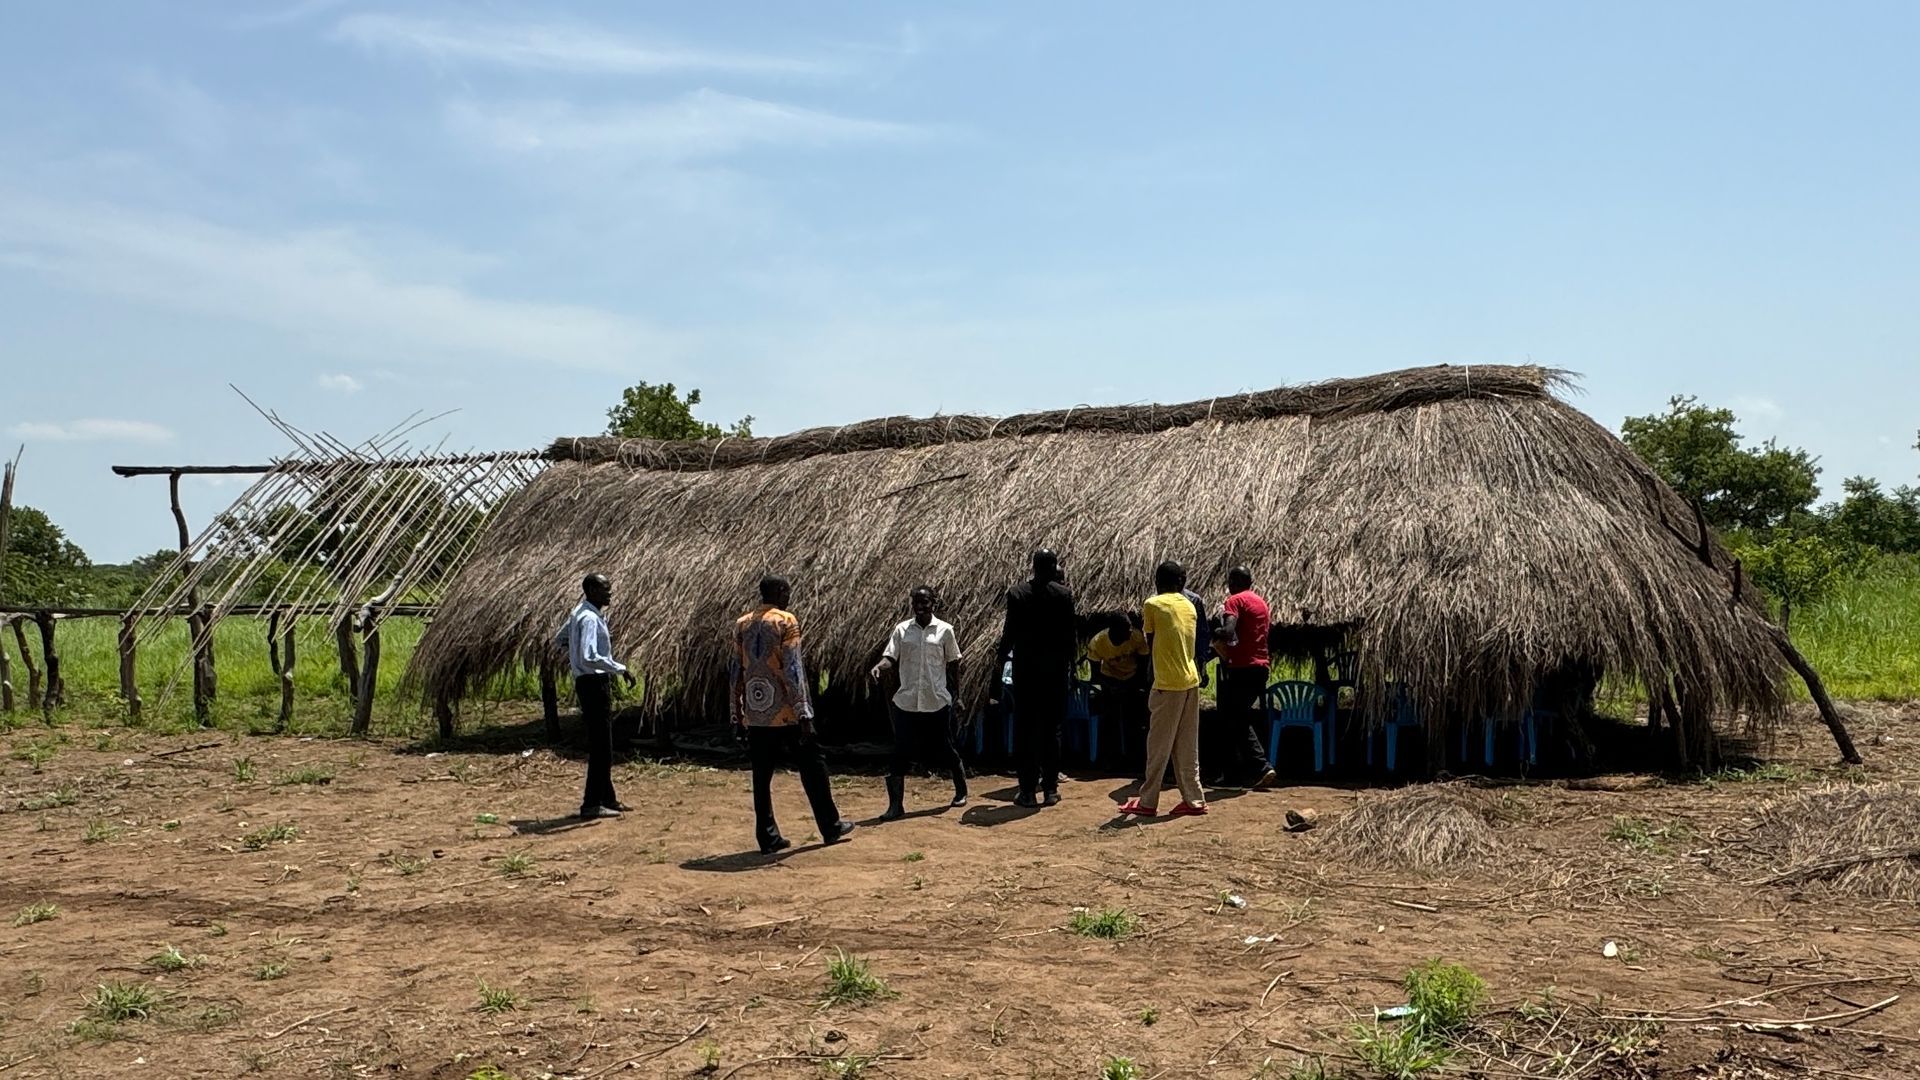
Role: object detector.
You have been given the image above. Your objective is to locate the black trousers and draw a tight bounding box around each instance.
[746,726,842,849]
[576,674,619,811]
[1012,673,1068,796]
[889,705,967,787]
[1214,665,1274,782]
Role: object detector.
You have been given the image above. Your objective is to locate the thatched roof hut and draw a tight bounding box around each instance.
[410,363,1802,744]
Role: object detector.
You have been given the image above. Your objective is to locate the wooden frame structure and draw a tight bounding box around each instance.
[0,414,544,734]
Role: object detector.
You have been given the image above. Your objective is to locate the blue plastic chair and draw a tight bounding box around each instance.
[1366,687,1423,773]
[1265,681,1330,773]
[1065,678,1098,762]
[1460,709,1547,769]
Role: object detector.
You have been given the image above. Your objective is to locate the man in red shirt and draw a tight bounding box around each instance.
[1214,566,1277,789]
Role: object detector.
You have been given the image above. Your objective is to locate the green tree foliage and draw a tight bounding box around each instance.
[1729,530,1866,633]
[1821,477,1920,555]
[1621,396,1820,533]
[1,506,92,606]
[605,382,753,441]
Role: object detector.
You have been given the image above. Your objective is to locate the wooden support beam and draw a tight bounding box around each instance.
[335,613,361,696]
[35,611,60,720]
[1767,624,1862,764]
[433,691,455,741]
[352,617,380,736]
[169,471,213,724]
[540,663,561,742]
[118,612,141,720]
[0,617,13,713]
[11,617,39,708]
[0,604,435,618]
[0,453,15,712]
[279,617,296,733]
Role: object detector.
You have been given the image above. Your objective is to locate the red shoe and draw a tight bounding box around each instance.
[1168,802,1209,817]
[1117,798,1158,817]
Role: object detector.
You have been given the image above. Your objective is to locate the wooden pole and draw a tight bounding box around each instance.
[352,615,380,736]
[11,617,39,708]
[118,611,141,720]
[0,452,16,713]
[334,612,361,695]
[0,617,13,713]
[433,690,455,740]
[1768,626,1862,764]
[280,615,296,732]
[540,662,561,742]
[169,471,212,723]
[35,611,60,720]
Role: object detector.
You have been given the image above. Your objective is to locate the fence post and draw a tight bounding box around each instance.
[0,616,13,713]
[11,618,39,709]
[118,611,141,720]
[351,615,380,736]
[279,614,296,732]
[35,611,60,720]
[334,613,361,696]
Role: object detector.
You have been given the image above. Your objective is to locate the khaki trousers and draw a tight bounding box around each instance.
[1139,687,1204,810]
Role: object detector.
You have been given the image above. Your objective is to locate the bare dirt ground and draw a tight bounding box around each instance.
[3,704,1919,1080]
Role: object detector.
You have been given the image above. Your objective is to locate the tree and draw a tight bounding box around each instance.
[1820,477,1920,555]
[0,506,92,606]
[1620,396,1820,533]
[606,382,753,441]
[1728,530,1863,634]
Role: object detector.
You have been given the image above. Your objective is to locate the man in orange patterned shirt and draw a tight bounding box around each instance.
[730,575,856,855]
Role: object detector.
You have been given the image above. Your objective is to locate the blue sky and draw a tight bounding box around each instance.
[2,2,1916,561]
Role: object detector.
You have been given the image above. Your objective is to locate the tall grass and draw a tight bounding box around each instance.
[1791,555,1920,701]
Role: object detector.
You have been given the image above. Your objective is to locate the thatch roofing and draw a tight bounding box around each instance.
[410,363,1787,728]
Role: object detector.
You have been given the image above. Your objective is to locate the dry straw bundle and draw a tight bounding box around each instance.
[1747,782,1920,898]
[1316,786,1506,873]
[408,363,1787,735]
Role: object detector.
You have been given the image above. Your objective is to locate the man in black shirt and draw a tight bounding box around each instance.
[991,549,1078,807]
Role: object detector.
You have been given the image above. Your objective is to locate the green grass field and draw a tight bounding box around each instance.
[4,556,1917,735]
[1791,554,1920,701]
[0,616,534,736]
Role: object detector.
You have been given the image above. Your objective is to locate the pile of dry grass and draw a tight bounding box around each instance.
[409,362,1788,734]
[1747,782,1920,898]
[1317,786,1505,874]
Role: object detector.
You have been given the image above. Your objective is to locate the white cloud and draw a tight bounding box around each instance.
[10,419,175,443]
[447,90,920,163]
[0,192,678,370]
[316,373,363,393]
[334,14,836,77]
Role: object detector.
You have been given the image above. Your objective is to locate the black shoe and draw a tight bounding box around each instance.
[822,821,856,845]
[879,805,905,822]
[881,776,905,821]
[578,805,621,820]
[760,836,792,856]
[950,791,969,808]
[1013,792,1039,809]
[1042,790,1062,807]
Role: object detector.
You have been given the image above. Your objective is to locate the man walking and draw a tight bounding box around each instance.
[1119,561,1209,817]
[869,585,968,819]
[1214,567,1278,788]
[730,575,856,855]
[553,573,633,820]
[991,549,1078,808]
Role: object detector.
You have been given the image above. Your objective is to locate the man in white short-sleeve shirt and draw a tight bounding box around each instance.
[869,585,969,819]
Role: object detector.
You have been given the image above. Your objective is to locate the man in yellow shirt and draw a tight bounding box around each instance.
[1086,611,1150,744]
[1118,561,1208,817]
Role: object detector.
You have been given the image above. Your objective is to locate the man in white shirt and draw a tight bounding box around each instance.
[869,585,968,819]
[553,573,634,820]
